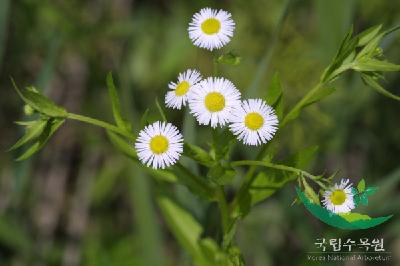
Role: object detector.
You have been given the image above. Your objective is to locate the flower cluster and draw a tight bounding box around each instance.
[135,8,279,169]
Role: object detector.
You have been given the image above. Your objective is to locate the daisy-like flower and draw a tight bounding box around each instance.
[188,8,235,51]
[322,179,356,214]
[135,121,183,169]
[229,99,279,146]
[188,77,241,128]
[165,69,202,109]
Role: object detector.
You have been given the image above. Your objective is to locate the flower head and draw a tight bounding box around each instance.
[165,69,202,109]
[188,8,235,51]
[188,77,241,128]
[229,99,278,146]
[322,179,355,214]
[135,121,183,169]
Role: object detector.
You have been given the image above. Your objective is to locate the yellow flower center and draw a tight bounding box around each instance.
[244,112,264,130]
[329,190,347,205]
[149,135,169,154]
[175,81,190,96]
[201,18,221,35]
[204,92,225,112]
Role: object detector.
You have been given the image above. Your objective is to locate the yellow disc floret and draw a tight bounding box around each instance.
[175,81,190,96]
[204,92,225,112]
[201,18,221,35]
[245,112,264,130]
[330,190,347,205]
[149,135,169,154]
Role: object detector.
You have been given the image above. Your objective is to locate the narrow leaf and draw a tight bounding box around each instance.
[361,74,400,101]
[155,97,167,122]
[183,143,214,167]
[265,72,283,106]
[357,24,383,47]
[9,119,47,151]
[353,58,400,72]
[16,118,64,161]
[11,79,67,117]
[216,51,241,66]
[106,72,131,131]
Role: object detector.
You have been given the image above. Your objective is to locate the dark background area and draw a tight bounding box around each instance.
[0,0,399,265]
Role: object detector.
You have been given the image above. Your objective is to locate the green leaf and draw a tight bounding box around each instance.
[339,212,371,222]
[16,118,65,161]
[265,72,283,106]
[357,179,366,192]
[364,187,378,196]
[210,128,235,161]
[140,108,150,128]
[361,74,400,101]
[183,143,214,167]
[11,79,67,118]
[207,163,236,185]
[357,24,383,47]
[216,51,241,66]
[9,119,47,151]
[106,72,131,132]
[360,194,369,206]
[155,97,167,122]
[265,72,284,120]
[353,58,400,72]
[157,196,204,263]
[302,178,320,205]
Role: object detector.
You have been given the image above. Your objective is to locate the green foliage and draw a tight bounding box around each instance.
[265,72,284,120]
[215,51,241,66]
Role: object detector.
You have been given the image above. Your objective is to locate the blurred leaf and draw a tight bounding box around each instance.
[106,72,132,132]
[361,74,400,101]
[210,128,235,161]
[365,187,378,196]
[140,108,150,128]
[353,58,400,72]
[184,143,214,167]
[11,79,67,117]
[301,178,320,205]
[16,118,64,161]
[360,194,369,206]
[207,163,236,185]
[357,24,382,47]
[155,97,167,122]
[265,72,283,106]
[0,216,31,253]
[357,179,366,192]
[304,87,336,107]
[216,51,241,66]
[8,119,47,151]
[157,195,204,263]
[339,213,371,222]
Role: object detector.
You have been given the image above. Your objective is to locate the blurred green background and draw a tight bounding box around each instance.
[0,0,399,265]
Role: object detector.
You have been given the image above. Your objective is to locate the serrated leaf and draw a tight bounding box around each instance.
[106,72,131,132]
[183,143,214,167]
[353,58,400,72]
[11,79,67,118]
[216,51,241,66]
[16,118,64,161]
[357,179,366,192]
[9,119,47,151]
[361,74,400,101]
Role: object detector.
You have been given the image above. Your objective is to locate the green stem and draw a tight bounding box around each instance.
[67,112,135,140]
[216,186,229,235]
[231,160,318,180]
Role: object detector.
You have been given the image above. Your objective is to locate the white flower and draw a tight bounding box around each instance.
[229,99,279,146]
[188,77,241,128]
[165,69,202,110]
[134,121,183,169]
[322,179,356,214]
[188,8,235,51]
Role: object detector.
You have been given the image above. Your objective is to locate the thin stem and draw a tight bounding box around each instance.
[231,160,319,181]
[216,186,229,235]
[67,112,135,140]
